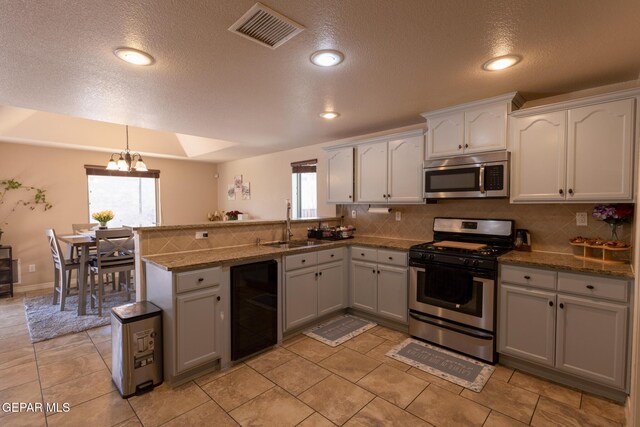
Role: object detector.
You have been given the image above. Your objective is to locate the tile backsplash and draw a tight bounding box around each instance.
[338,200,634,256]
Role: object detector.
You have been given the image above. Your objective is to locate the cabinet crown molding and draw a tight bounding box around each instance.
[511,88,640,117]
[323,129,425,151]
[421,92,524,119]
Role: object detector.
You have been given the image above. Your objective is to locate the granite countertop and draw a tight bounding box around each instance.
[132,217,342,232]
[499,251,634,279]
[142,235,423,271]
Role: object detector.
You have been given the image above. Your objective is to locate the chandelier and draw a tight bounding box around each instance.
[106,126,148,172]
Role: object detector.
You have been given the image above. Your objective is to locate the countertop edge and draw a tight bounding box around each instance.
[132,217,343,232]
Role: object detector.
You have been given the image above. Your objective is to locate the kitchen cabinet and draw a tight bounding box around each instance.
[145,263,229,386]
[355,132,424,203]
[510,95,636,202]
[0,246,13,298]
[350,246,408,323]
[326,147,354,203]
[422,92,523,159]
[284,247,346,331]
[499,264,630,390]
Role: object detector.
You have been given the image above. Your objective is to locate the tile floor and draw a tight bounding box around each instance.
[0,291,628,426]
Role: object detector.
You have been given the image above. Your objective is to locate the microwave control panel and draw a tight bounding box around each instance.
[484,166,504,190]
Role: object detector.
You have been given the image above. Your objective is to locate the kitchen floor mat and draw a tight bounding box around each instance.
[386,338,494,392]
[303,315,376,347]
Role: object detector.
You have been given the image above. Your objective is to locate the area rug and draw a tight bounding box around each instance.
[303,315,376,347]
[386,338,494,392]
[24,290,133,343]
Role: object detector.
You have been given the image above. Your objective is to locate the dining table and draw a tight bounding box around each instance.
[57,233,95,315]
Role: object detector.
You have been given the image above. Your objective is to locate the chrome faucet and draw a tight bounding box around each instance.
[285,200,293,242]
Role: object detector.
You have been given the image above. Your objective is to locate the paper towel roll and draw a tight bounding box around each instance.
[367,207,392,214]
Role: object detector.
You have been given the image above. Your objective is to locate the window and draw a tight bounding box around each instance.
[291,159,317,219]
[85,166,160,227]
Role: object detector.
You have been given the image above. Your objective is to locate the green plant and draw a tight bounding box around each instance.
[0,179,53,233]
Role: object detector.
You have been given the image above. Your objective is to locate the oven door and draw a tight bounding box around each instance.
[409,262,495,331]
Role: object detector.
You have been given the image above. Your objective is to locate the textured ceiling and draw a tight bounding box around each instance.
[1,0,639,162]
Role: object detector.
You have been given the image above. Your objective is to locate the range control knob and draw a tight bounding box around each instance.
[463,259,470,265]
[428,254,435,261]
[421,253,427,260]
[472,260,480,266]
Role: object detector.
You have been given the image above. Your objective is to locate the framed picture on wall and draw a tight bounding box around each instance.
[234,175,243,190]
[242,182,251,200]
[227,184,236,200]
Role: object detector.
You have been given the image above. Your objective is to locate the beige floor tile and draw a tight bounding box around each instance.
[365,340,412,372]
[95,339,112,358]
[0,323,28,339]
[47,390,135,427]
[342,332,385,354]
[357,363,428,409]
[33,332,91,352]
[0,346,35,370]
[103,353,113,372]
[36,341,99,366]
[531,396,620,427]
[288,337,341,363]
[407,384,490,427]
[509,371,581,408]
[282,333,306,348]
[38,352,108,389]
[264,356,331,396]
[368,326,408,343]
[298,375,375,425]
[194,363,245,387]
[0,312,26,327]
[42,369,115,412]
[461,378,538,424]
[201,366,274,411]
[319,348,381,382]
[229,386,313,426]
[128,381,210,427]
[484,411,530,427]
[0,361,39,391]
[245,347,297,373]
[87,325,112,343]
[491,364,515,382]
[162,400,238,426]
[0,380,43,421]
[0,333,33,354]
[405,367,465,394]
[0,409,46,426]
[580,393,626,424]
[345,396,433,427]
[113,417,143,427]
[297,412,336,427]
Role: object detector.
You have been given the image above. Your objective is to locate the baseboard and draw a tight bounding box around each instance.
[14,281,53,293]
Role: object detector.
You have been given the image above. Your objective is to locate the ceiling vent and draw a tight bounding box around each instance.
[229,2,305,49]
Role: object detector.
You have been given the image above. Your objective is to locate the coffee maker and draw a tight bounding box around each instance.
[514,229,531,251]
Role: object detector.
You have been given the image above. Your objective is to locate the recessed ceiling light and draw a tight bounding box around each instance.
[310,50,344,67]
[319,112,340,119]
[113,47,155,66]
[482,55,521,71]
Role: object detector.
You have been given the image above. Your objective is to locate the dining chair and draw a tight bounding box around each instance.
[89,229,135,316]
[45,229,81,311]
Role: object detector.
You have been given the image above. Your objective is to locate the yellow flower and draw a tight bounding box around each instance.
[91,210,115,223]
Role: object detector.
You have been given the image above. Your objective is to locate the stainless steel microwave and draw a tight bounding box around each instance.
[423,151,509,199]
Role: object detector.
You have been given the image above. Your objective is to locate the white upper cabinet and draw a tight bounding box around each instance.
[510,93,636,203]
[354,131,424,204]
[423,93,522,159]
[326,147,354,203]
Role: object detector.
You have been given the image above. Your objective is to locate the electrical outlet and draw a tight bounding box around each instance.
[576,212,588,226]
[395,211,401,221]
[195,231,209,239]
[351,210,357,219]
[28,264,36,273]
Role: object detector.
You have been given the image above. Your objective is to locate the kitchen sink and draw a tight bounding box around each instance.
[263,240,329,249]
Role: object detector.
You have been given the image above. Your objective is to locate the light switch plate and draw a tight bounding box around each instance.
[395,211,401,221]
[351,210,357,219]
[576,212,588,226]
[195,231,209,239]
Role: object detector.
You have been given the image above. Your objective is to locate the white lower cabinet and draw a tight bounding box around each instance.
[284,248,346,331]
[350,247,408,323]
[499,264,630,390]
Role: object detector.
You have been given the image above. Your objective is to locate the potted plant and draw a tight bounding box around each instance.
[0,179,53,243]
[92,210,115,228]
[592,204,634,240]
[225,210,243,221]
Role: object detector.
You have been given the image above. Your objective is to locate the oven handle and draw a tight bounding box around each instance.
[479,163,485,194]
[409,311,493,340]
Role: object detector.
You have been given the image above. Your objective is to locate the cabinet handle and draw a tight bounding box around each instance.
[387,194,391,198]
[388,256,393,260]
[458,145,462,150]
[523,275,531,280]
[559,303,564,309]
[549,301,553,307]
[372,269,376,274]
[319,271,323,276]
[568,188,573,195]
[348,195,352,199]
[361,253,365,257]
[315,272,318,278]
[330,254,335,257]
[465,144,469,148]
[559,189,564,195]
[198,278,204,282]
[301,259,306,263]
[586,285,594,290]
[383,194,386,198]
[217,296,221,301]
[377,270,380,274]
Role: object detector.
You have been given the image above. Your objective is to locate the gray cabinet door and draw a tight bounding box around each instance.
[285,266,318,331]
[175,286,221,374]
[317,261,345,317]
[377,264,408,323]
[498,284,556,367]
[556,294,627,389]
[351,260,378,313]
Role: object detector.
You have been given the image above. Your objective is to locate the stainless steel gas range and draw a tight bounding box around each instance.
[408,217,514,364]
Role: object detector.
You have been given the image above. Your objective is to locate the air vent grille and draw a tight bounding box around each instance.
[229,2,304,49]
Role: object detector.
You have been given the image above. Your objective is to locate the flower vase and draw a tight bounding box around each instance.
[99,222,108,230]
[609,223,620,241]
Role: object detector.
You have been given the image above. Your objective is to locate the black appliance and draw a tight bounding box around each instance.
[231,260,278,361]
[409,217,514,363]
